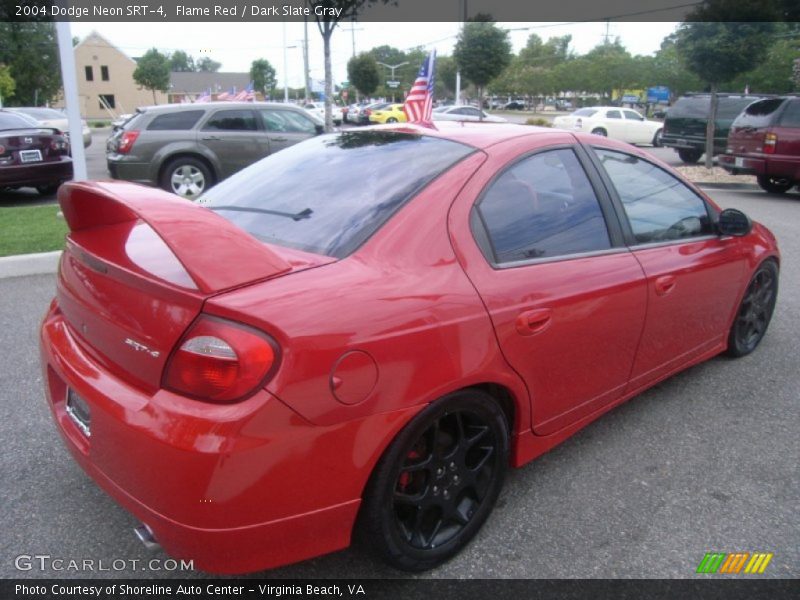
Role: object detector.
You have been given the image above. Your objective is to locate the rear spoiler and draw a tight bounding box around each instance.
[58,181,291,294]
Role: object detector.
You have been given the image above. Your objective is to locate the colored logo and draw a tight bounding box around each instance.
[696,552,773,574]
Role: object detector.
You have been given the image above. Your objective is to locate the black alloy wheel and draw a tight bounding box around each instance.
[756,175,794,194]
[727,260,778,357]
[677,148,702,163]
[359,390,508,571]
[591,128,607,137]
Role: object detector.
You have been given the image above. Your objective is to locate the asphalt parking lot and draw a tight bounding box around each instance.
[0,170,797,579]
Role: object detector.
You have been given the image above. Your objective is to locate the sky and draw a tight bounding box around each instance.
[70,21,679,89]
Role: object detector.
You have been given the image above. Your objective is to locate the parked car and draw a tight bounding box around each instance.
[303,101,344,126]
[504,101,526,111]
[553,107,663,146]
[432,105,507,123]
[5,106,92,148]
[41,123,778,574]
[661,94,766,163]
[0,109,73,195]
[357,102,391,125]
[718,96,800,194]
[106,102,324,198]
[368,103,407,124]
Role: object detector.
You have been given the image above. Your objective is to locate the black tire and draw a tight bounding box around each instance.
[652,129,663,147]
[386,117,398,123]
[35,182,62,195]
[159,156,213,199]
[358,390,509,572]
[756,175,794,194]
[677,148,702,164]
[591,128,607,137]
[726,260,778,358]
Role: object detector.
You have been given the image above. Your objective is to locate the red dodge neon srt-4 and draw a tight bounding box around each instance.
[40,122,779,573]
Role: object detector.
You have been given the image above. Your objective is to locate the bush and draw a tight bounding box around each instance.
[89,121,111,128]
[525,117,551,127]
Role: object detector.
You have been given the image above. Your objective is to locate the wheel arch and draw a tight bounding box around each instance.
[156,151,219,186]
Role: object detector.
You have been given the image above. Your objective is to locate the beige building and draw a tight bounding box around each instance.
[56,31,167,120]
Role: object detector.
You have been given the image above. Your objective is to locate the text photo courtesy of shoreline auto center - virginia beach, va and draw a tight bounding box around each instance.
[0,1,798,599]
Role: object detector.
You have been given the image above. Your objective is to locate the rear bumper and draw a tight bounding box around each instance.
[718,154,766,176]
[107,155,154,185]
[39,302,416,573]
[0,158,73,188]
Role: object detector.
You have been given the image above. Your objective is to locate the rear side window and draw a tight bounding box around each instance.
[203,110,257,131]
[474,148,611,264]
[778,100,800,127]
[733,99,785,129]
[147,110,205,131]
[606,110,622,119]
[593,148,712,244]
[198,131,474,258]
[668,97,709,119]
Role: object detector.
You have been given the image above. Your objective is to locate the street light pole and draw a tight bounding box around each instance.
[376,61,409,103]
[283,19,289,103]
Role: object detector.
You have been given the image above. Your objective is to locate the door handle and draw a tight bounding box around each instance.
[201,135,220,141]
[654,275,677,296]
[515,308,552,336]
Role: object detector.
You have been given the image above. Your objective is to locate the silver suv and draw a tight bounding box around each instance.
[106,102,324,198]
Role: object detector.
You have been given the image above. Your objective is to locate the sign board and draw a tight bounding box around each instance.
[341,81,349,89]
[387,80,400,88]
[646,86,670,104]
[622,94,640,104]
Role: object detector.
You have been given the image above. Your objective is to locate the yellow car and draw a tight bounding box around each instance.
[368,103,407,124]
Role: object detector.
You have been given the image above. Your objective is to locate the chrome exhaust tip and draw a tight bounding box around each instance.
[133,523,160,550]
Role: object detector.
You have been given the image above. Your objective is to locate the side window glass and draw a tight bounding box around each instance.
[475,148,611,264]
[606,110,622,119]
[778,100,800,127]
[203,110,257,131]
[593,148,713,244]
[260,109,317,134]
[623,110,643,121]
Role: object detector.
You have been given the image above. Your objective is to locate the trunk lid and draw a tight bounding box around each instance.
[0,127,65,165]
[56,181,332,391]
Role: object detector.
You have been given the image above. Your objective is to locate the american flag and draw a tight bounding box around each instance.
[403,50,436,123]
[194,89,211,103]
[234,81,255,102]
[216,87,236,101]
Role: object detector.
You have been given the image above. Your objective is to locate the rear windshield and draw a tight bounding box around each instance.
[573,108,597,117]
[14,108,64,120]
[198,131,475,258]
[733,99,785,129]
[0,112,37,130]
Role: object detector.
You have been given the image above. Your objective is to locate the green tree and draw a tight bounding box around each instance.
[730,32,799,93]
[437,55,458,98]
[582,40,640,101]
[453,19,512,116]
[307,1,393,131]
[133,48,171,104]
[347,53,379,98]
[651,34,705,99]
[0,65,15,106]
[196,57,222,72]
[169,50,196,72]
[250,58,277,97]
[675,2,777,166]
[0,22,62,106]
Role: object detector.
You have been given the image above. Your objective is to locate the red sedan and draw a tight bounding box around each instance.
[40,123,779,573]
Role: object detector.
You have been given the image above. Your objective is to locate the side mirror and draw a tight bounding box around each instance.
[717,208,753,237]
[314,124,324,135]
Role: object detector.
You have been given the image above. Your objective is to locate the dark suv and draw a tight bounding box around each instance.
[662,94,766,163]
[107,102,323,198]
[719,96,800,194]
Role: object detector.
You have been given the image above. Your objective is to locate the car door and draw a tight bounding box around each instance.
[601,109,626,139]
[770,98,800,179]
[258,108,319,154]
[198,108,268,178]
[622,109,648,144]
[587,144,749,392]
[450,134,648,435]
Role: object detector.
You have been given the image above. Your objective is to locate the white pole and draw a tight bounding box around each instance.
[283,20,289,103]
[55,21,87,181]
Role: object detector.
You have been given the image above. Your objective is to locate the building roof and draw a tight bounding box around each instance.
[170,72,252,95]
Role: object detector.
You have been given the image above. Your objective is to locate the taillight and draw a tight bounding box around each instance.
[50,137,69,154]
[763,132,777,154]
[163,315,279,404]
[117,130,140,154]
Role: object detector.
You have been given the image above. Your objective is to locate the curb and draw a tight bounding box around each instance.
[694,182,759,191]
[0,251,61,279]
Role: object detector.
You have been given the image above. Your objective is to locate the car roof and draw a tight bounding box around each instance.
[372,121,555,150]
[136,102,306,114]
